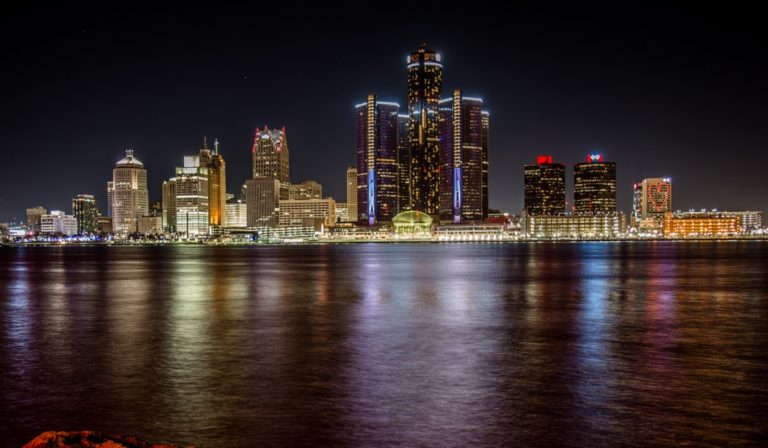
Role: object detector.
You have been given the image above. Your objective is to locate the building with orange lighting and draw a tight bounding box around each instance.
[663,212,740,237]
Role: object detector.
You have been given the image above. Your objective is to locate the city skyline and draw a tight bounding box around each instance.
[2,3,766,221]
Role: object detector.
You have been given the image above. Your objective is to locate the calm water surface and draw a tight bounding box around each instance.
[1,242,767,447]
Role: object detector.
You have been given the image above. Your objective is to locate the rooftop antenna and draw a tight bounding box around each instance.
[214,138,220,154]
[202,136,208,149]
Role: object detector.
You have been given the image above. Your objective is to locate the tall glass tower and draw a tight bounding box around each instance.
[252,126,289,183]
[355,94,399,225]
[438,90,484,223]
[407,44,443,216]
[574,154,617,215]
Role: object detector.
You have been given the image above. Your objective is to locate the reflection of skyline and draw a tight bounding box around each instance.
[1,243,767,447]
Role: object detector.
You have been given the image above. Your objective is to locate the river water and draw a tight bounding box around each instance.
[1,242,767,446]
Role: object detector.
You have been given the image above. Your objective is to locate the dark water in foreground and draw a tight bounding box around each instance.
[1,242,767,447]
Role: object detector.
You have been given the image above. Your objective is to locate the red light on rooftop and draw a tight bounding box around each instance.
[537,155,553,164]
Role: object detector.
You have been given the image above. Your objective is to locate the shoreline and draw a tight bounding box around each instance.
[4,236,768,247]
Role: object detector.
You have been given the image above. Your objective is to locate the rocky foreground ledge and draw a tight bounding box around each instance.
[23,431,192,448]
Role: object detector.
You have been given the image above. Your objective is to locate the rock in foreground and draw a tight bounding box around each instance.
[23,431,192,448]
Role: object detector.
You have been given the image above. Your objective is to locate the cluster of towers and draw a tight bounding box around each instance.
[355,45,490,225]
[524,154,618,216]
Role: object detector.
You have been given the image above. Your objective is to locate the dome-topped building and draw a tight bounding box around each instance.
[115,149,144,167]
[392,210,433,234]
[108,149,149,233]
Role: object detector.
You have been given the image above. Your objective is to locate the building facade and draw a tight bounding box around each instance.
[72,194,99,234]
[396,114,411,212]
[26,206,47,232]
[526,213,626,238]
[225,198,248,228]
[208,138,227,228]
[438,90,485,223]
[244,177,281,227]
[278,198,336,228]
[280,180,322,200]
[481,111,490,219]
[109,150,149,233]
[40,210,78,235]
[346,166,357,222]
[173,155,209,237]
[573,154,617,215]
[663,212,740,237]
[640,178,672,219]
[407,45,443,215]
[162,179,177,233]
[524,156,566,216]
[356,94,399,225]
[252,126,289,183]
[137,215,163,235]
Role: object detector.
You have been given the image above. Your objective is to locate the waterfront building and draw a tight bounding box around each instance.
[434,223,504,241]
[173,154,209,237]
[356,94,399,225]
[573,154,617,215]
[526,212,626,238]
[663,211,739,237]
[225,197,248,228]
[392,210,433,235]
[71,194,99,234]
[40,210,78,235]
[280,180,322,200]
[407,44,443,215]
[396,114,411,212]
[244,177,280,227]
[346,166,357,222]
[723,211,763,232]
[252,126,289,182]
[137,215,163,235]
[278,198,336,228]
[26,206,47,232]
[481,111,490,219]
[524,156,566,216]
[666,210,762,234]
[109,150,149,233]
[207,138,227,228]
[438,90,484,223]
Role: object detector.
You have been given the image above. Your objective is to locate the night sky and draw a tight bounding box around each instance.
[2,2,766,222]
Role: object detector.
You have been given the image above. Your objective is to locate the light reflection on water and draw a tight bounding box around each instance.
[1,242,767,447]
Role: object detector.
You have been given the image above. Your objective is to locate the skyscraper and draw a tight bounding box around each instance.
[173,154,209,236]
[72,194,98,234]
[407,44,443,215]
[524,156,566,216]
[639,177,672,220]
[252,126,289,183]
[162,179,176,232]
[396,114,410,212]
[356,94,399,225]
[574,154,617,215]
[109,149,149,233]
[481,111,490,219]
[346,166,357,222]
[208,138,227,227]
[438,90,484,223]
